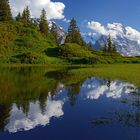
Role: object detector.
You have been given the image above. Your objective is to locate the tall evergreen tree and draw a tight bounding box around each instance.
[0,0,12,21]
[107,35,113,52]
[103,35,117,53]
[39,9,48,35]
[21,6,30,23]
[16,12,21,21]
[65,18,85,46]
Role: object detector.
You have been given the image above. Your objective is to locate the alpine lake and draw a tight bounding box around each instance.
[0,64,140,140]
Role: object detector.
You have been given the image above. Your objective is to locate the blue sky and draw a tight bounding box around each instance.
[10,0,140,40]
[55,0,140,31]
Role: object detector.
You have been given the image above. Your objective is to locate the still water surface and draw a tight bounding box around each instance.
[0,67,140,140]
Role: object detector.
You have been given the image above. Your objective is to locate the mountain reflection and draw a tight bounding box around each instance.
[80,77,138,100]
[0,67,139,134]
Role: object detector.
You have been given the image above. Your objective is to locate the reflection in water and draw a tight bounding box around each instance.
[0,67,140,140]
[5,96,64,133]
[80,77,137,100]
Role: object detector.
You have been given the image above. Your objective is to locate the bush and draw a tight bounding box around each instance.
[14,52,45,64]
[59,43,94,57]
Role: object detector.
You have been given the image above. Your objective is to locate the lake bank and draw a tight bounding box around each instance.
[0,64,139,86]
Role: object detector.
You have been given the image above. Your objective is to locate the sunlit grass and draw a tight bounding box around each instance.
[69,64,140,86]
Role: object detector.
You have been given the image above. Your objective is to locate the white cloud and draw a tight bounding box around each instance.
[9,0,65,20]
[63,18,70,23]
[87,21,107,35]
[87,21,140,44]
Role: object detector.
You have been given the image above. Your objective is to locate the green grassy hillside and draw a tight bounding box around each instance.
[0,21,66,64]
[0,21,140,64]
[59,43,140,64]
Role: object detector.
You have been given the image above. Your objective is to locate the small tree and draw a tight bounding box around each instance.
[39,9,48,35]
[103,42,108,52]
[0,0,12,21]
[87,41,94,50]
[65,18,85,46]
[112,44,117,53]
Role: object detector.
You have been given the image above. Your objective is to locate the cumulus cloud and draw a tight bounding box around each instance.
[9,0,65,20]
[87,21,140,44]
[87,21,107,35]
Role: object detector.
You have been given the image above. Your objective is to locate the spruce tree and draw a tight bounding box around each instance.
[21,6,30,23]
[39,9,48,35]
[112,44,117,53]
[102,35,117,53]
[107,35,113,52]
[65,18,85,46]
[0,0,12,21]
[16,12,21,21]
[25,6,30,23]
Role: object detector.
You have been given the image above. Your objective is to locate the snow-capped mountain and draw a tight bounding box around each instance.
[86,22,140,56]
[49,22,67,45]
[80,77,138,100]
[94,35,140,56]
[31,19,67,45]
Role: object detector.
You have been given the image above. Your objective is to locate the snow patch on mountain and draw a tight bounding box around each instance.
[49,21,67,45]
[86,21,140,56]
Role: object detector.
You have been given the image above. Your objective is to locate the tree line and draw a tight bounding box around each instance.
[102,35,117,53]
[0,0,87,46]
[0,0,117,53]
[0,0,60,46]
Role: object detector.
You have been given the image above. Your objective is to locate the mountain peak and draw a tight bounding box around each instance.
[86,22,140,56]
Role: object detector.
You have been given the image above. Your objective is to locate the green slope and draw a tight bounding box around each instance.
[0,21,66,64]
[0,21,140,64]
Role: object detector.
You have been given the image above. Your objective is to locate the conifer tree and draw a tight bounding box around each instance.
[16,12,21,21]
[112,44,117,53]
[65,18,85,46]
[107,35,113,52]
[102,35,117,53]
[21,6,30,23]
[0,0,12,21]
[39,9,48,35]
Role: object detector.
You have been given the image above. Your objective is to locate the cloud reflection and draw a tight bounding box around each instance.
[5,97,64,133]
[80,78,137,100]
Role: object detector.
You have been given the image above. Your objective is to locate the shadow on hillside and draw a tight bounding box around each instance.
[45,48,59,57]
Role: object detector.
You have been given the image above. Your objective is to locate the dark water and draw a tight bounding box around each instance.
[0,67,140,140]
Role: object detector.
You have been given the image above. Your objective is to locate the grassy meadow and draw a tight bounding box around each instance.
[68,64,140,86]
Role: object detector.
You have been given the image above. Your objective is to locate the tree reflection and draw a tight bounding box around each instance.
[0,67,139,134]
[68,84,81,106]
[0,104,11,131]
